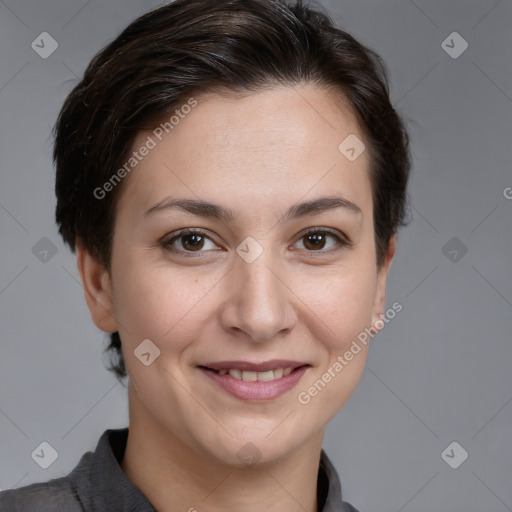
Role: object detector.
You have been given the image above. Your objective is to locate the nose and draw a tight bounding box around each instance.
[220,248,297,342]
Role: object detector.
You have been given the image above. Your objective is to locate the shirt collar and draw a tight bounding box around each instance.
[68,428,354,512]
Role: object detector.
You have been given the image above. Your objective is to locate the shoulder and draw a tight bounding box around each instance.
[319,449,362,512]
[0,428,127,512]
[342,502,361,512]
[0,476,84,512]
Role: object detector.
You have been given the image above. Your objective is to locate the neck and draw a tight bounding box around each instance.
[120,383,323,512]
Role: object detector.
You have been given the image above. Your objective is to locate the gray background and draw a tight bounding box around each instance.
[1,0,511,511]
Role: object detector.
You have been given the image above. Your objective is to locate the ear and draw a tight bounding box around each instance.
[370,235,397,334]
[76,239,118,333]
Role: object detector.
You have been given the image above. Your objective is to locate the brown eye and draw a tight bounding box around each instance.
[162,227,350,257]
[303,232,329,250]
[294,229,349,253]
[163,229,217,254]
[179,233,205,251]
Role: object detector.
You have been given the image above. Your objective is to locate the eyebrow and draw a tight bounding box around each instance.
[143,195,362,222]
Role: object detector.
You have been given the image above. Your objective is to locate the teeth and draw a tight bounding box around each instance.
[257,370,275,382]
[273,368,284,379]
[223,367,296,381]
[242,371,257,382]
[229,369,242,379]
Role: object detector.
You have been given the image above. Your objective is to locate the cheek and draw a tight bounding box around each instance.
[111,242,377,349]
[295,269,375,419]
[109,248,218,354]
[308,262,377,349]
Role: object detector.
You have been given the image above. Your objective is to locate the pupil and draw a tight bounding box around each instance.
[184,234,203,250]
[180,233,327,251]
[306,233,325,250]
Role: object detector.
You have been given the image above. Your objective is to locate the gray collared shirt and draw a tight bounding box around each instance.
[0,428,360,511]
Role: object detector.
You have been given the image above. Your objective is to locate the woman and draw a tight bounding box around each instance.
[0,0,410,510]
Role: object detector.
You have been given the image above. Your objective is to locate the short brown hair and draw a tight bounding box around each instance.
[54,0,411,381]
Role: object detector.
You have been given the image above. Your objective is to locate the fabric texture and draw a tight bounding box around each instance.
[0,428,360,511]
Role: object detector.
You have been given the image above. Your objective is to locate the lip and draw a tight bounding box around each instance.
[198,363,310,401]
[199,360,307,372]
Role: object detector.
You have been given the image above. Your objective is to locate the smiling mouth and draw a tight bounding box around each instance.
[199,365,310,382]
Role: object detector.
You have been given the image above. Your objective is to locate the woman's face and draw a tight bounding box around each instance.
[85,84,394,466]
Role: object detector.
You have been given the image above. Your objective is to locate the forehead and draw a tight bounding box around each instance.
[117,84,372,221]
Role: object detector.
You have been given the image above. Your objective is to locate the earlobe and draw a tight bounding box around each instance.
[76,240,118,333]
[370,235,397,333]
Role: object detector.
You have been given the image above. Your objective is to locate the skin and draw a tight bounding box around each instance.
[77,83,396,512]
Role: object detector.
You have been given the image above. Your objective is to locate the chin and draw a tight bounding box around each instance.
[191,418,309,468]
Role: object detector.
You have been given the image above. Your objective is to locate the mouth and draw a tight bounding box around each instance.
[199,365,308,382]
[197,360,311,401]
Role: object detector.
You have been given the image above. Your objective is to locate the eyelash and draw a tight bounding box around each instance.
[161,227,352,257]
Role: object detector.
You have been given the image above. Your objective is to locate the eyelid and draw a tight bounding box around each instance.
[161,226,353,255]
[160,228,220,256]
[294,226,353,246]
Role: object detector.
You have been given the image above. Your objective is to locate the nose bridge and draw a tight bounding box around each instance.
[226,240,295,341]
